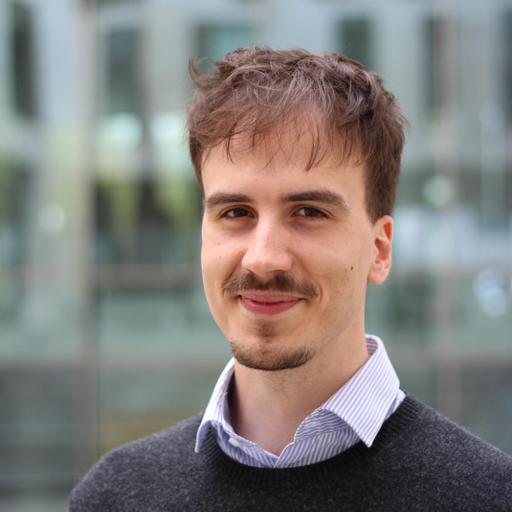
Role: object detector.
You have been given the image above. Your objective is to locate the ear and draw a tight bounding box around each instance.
[368,215,393,285]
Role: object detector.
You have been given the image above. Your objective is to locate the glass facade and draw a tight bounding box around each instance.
[0,0,511,509]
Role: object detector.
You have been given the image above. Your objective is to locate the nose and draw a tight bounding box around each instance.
[241,220,293,278]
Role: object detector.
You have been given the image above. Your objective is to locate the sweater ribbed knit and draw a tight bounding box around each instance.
[70,396,512,511]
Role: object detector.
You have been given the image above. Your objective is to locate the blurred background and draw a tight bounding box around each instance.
[0,0,511,509]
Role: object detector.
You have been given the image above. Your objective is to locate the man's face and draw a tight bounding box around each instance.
[200,137,392,372]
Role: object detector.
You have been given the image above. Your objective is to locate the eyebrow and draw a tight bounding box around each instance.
[204,193,251,210]
[204,189,349,212]
[284,190,349,211]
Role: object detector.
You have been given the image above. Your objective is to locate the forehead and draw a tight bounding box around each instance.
[201,112,362,178]
[201,133,367,213]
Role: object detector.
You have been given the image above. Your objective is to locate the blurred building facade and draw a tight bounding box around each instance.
[0,0,511,509]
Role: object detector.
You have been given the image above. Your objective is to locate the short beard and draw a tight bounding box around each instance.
[229,321,314,371]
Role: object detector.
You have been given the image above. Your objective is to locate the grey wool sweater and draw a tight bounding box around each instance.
[70,397,512,511]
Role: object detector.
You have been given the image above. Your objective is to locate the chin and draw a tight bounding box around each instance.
[230,340,314,372]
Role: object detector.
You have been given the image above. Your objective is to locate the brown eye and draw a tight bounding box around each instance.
[224,207,251,218]
[296,207,326,218]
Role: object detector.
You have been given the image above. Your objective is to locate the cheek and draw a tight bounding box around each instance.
[319,258,365,308]
[201,238,241,293]
[201,253,222,295]
[309,246,353,285]
[201,224,224,263]
[329,267,352,297]
[200,237,223,295]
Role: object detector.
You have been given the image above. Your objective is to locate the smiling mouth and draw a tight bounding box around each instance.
[238,294,301,315]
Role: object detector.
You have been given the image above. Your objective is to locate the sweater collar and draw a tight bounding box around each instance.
[196,396,424,487]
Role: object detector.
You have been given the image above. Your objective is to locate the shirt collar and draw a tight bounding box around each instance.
[319,335,400,447]
[195,335,400,452]
[195,358,235,452]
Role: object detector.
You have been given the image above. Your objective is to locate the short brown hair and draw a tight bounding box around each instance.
[187,46,407,221]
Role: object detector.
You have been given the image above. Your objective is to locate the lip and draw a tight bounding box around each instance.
[239,294,302,315]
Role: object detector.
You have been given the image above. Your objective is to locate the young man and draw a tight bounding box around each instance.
[71,47,512,511]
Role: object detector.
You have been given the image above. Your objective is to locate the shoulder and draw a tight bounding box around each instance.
[413,398,512,467]
[378,397,512,509]
[69,414,202,511]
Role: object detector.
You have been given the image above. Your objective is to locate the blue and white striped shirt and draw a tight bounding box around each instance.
[195,335,405,468]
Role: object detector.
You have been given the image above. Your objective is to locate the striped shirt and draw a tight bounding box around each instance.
[195,335,405,468]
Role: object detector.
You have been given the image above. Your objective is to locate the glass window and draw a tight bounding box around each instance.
[0,368,76,510]
[337,17,373,68]
[97,0,137,5]
[94,177,199,265]
[0,163,30,355]
[103,28,142,115]
[9,2,37,118]
[195,23,255,67]
[424,16,448,113]
[503,11,512,125]
[96,287,227,356]
[98,363,225,453]
[460,365,512,453]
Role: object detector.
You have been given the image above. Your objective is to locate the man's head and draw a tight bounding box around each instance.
[188,47,406,372]
[188,46,406,223]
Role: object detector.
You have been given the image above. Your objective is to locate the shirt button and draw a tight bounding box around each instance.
[228,437,241,448]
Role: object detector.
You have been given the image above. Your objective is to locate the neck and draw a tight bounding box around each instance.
[229,334,369,456]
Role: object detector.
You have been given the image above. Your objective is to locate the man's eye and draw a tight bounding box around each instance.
[296,207,326,218]
[223,207,251,218]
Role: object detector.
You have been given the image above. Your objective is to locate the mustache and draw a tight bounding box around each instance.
[223,272,319,299]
